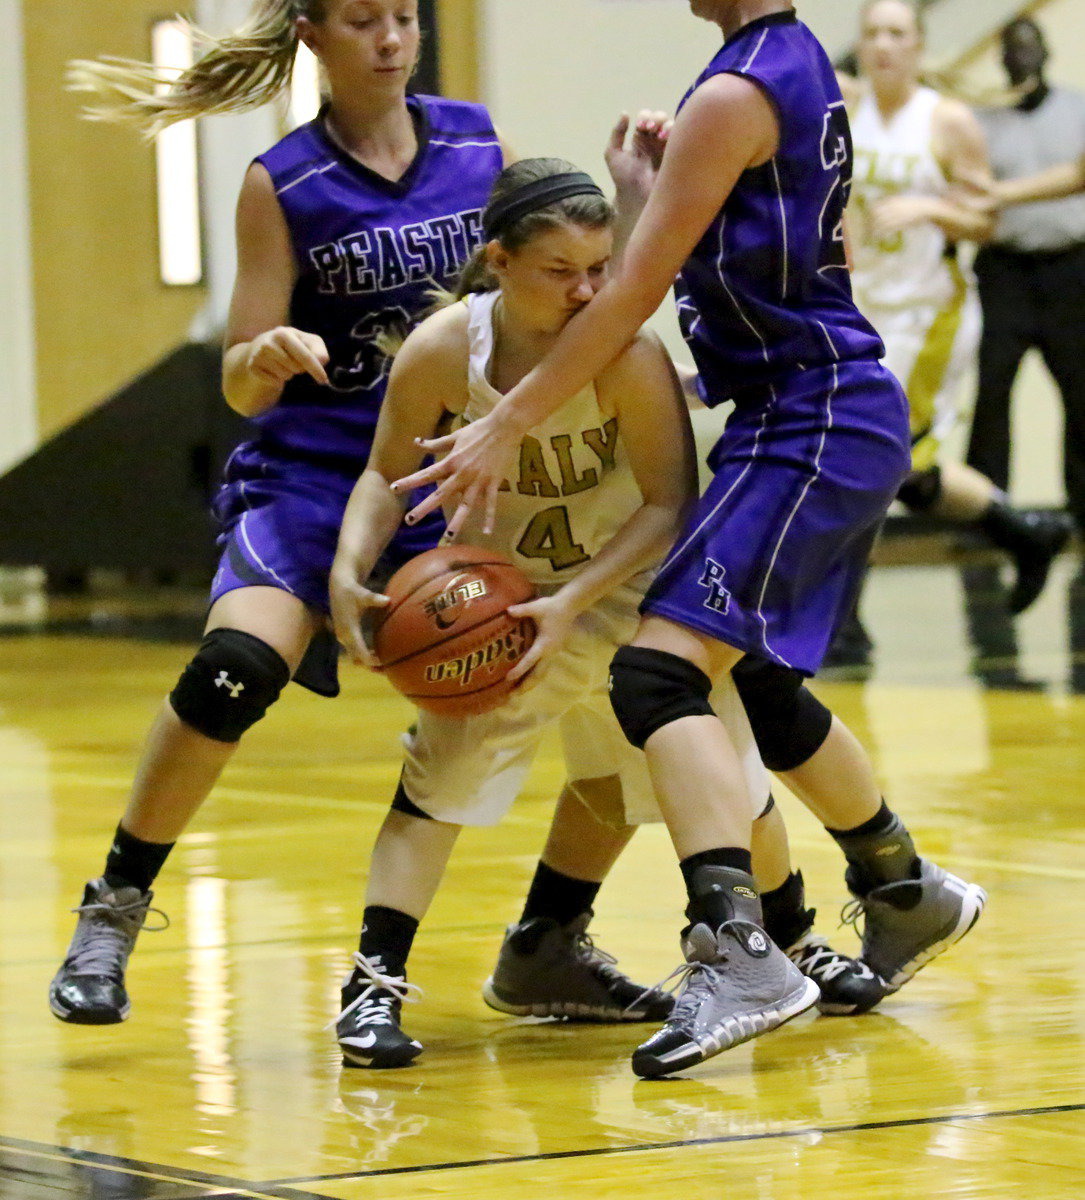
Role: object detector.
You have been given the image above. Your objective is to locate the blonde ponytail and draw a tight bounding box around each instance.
[67,0,320,135]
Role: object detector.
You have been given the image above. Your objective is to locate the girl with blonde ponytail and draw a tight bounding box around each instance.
[50,0,516,1028]
[68,0,317,134]
[54,2,697,1057]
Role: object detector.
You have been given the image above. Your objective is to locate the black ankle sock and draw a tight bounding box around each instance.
[679,847,753,896]
[519,860,601,928]
[979,492,1030,549]
[358,905,419,980]
[760,871,815,949]
[103,824,174,893]
[824,800,895,839]
[826,801,919,891]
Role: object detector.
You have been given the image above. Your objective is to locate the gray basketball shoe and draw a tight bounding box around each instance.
[49,878,166,1024]
[482,913,674,1022]
[631,922,820,1079]
[844,858,986,991]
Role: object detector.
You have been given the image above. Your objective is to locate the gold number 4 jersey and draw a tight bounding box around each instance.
[451,290,652,617]
[399,290,772,829]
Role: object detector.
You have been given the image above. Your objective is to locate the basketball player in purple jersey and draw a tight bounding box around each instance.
[396,0,987,1077]
[48,0,517,1026]
[51,0,698,1035]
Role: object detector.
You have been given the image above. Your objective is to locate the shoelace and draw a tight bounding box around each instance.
[326,951,422,1031]
[66,897,169,974]
[841,874,927,935]
[839,898,866,937]
[787,935,857,983]
[572,932,626,984]
[624,956,724,1023]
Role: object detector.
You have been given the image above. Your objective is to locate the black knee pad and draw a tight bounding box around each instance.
[169,628,290,742]
[609,646,715,750]
[731,656,832,772]
[897,464,943,513]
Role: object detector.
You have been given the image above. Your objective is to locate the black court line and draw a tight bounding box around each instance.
[0,1136,335,1200]
[262,1100,1085,1186]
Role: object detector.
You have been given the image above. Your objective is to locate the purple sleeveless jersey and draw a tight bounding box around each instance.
[640,14,910,674]
[253,95,502,465]
[674,11,884,402]
[210,97,503,694]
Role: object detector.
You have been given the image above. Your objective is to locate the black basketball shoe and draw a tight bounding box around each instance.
[483,913,673,1022]
[784,929,885,1015]
[334,952,423,1069]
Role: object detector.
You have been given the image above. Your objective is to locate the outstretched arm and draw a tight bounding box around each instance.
[392,73,780,539]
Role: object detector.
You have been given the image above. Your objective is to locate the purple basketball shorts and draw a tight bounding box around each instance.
[206,441,443,695]
[643,359,910,675]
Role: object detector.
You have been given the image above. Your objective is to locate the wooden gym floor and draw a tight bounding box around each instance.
[0,553,1083,1198]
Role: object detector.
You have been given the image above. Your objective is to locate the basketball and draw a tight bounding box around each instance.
[371,545,537,717]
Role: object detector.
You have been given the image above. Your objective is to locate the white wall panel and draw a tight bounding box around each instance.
[0,0,37,472]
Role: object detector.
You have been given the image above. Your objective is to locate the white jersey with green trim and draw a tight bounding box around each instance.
[850,86,957,312]
[452,291,650,611]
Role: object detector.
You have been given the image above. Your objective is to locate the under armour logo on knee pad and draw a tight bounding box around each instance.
[214,671,245,699]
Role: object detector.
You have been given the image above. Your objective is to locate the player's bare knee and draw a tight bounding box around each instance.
[169,628,290,742]
[609,646,715,750]
[731,657,831,772]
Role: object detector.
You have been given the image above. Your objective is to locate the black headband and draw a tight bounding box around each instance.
[482,172,606,240]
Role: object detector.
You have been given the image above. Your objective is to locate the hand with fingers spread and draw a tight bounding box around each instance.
[503,592,578,690]
[329,561,389,669]
[392,411,524,540]
[606,109,672,207]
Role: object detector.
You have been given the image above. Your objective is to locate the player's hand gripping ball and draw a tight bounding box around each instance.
[371,545,537,716]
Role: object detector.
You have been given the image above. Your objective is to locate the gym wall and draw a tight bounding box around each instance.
[5,0,1083,510]
[20,1,207,442]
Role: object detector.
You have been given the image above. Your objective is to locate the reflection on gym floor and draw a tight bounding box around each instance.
[0,553,1083,1199]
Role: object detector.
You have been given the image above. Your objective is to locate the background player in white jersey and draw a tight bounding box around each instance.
[327,159,875,1069]
[842,0,1071,633]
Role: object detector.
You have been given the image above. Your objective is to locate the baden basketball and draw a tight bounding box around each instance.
[372,545,537,717]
